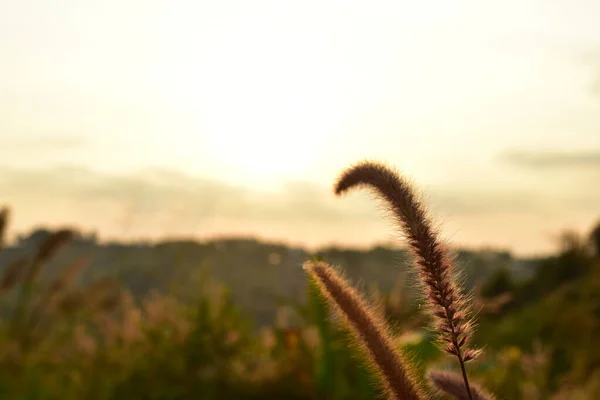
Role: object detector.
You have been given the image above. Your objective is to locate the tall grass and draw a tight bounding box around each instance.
[303,160,494,400]
[0,160,598,399]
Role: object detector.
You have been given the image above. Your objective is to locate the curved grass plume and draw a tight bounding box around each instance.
[304,260,424,400]
[302,160,496,400]
[428,370,494,400]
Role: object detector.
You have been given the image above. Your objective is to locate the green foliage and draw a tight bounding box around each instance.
[0,207,599,399]
[589,220,600,258]
[481,265,514,298]
[475,258,600,397]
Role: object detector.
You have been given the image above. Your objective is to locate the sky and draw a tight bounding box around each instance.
[1,0,600,256]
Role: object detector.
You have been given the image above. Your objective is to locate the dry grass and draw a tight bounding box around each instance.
[428,370,495,400]
[304,260,424,400]
[301,160,496,400]
[0,207,121,350]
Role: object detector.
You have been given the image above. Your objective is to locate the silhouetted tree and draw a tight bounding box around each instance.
[481,266,514,298]
[589,219,600,258]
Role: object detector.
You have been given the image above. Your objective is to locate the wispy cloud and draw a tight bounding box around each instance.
[0,166,371,223]
[0,165,562,224]
[430,189,552,214]
[0,165,597,254]
[499,150,600,169]
[582,49,600,96]
[0,135,86,150]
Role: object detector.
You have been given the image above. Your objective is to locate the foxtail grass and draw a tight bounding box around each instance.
[0,259,27,295]
[11,229,75,338]
[302,160,497,400]
[0,213,121,349]
[333,160,480,399]
[427,370,494,400]
[304,260,424,400]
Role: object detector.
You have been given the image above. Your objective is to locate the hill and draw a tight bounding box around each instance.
[0,228,535,326]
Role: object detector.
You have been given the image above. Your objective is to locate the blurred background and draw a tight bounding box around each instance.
[0,0,599,399]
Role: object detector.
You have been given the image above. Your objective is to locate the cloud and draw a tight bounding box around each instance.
[0,164,597,255]
[0,165,377,226]
[0,165,593,220]
[0,135,86,150]
[429,189,550,214]
[582,49,600,96]
[499,150,600,169]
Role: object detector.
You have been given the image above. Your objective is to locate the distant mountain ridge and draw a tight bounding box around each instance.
[0,228,540,326]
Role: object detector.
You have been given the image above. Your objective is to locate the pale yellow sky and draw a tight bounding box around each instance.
[1,0,599,255]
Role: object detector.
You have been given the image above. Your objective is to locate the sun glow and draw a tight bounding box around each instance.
[1,0,600,254]
[136,1,470,186]
[163,6,357,184]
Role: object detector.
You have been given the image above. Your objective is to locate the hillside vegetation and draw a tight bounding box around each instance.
[0,188,598,399]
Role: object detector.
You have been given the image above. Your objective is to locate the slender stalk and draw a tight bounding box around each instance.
[304,260,424,400]
[447,308,473,400]
[428,370,495,400]
[334,160,481,398]
[457,346,473,400]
